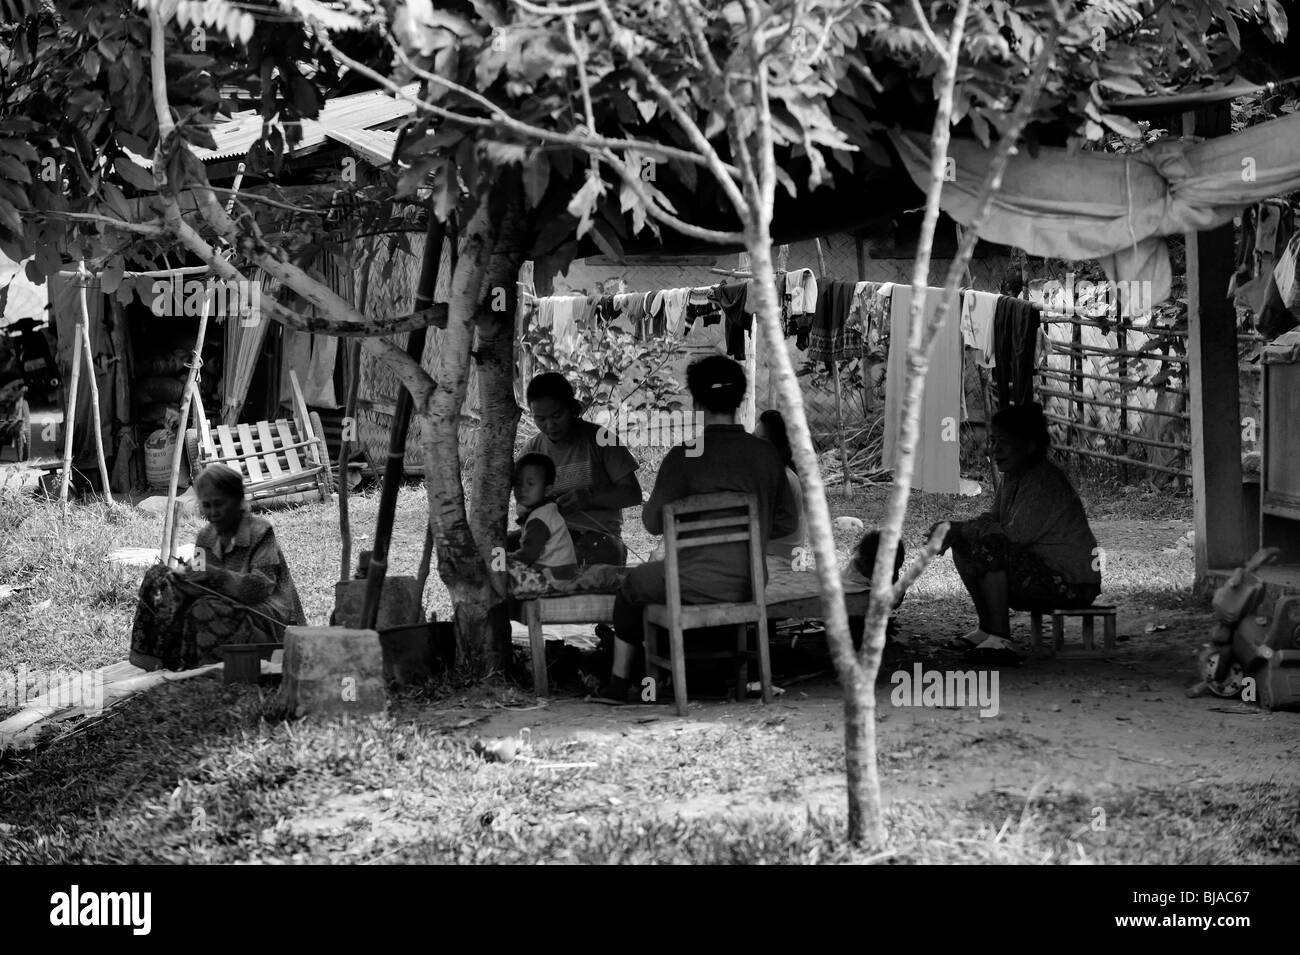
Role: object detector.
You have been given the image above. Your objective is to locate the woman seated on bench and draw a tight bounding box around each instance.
[596,356,799,704]
[934,402,1100,664]
[130,464,307,671]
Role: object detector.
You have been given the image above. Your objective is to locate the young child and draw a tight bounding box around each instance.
[508,452,578,583]
[847,529,906,652]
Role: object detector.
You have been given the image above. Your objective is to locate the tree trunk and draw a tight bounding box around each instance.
[742,236,884,846]
[468,177,527,668]
[421,201,497,673]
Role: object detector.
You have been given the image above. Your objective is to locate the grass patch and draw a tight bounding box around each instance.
[1,675,1290,865]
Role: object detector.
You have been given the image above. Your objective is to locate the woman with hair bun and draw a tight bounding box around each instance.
[595,356,799,704]
[934,402,1101,664]
[129,463,306,671]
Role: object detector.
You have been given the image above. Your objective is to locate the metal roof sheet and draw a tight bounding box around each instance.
[127,84,420,168]
[324,127,401,167]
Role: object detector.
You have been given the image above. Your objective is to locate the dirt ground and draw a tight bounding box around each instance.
[412,516,1299,822]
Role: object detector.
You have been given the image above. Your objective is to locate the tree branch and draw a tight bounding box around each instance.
[906,0,948,59]
[597,148,745,243]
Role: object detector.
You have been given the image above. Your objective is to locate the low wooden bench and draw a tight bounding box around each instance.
[1030,605,1118,657]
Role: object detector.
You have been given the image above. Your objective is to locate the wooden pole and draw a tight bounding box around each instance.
[815,237,828,278]
[76,281,112,500]
[1182,105,1245,581]
[161,282,213,567]
[338,250,370,581]
[360,214,448,630]
[1117,308,1129,483]
[59,301,84,518]
[833,359,850,489]
[773,244,788,410]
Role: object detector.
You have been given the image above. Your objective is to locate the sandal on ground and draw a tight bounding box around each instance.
[946,636,979,652]
[964,636,1022,666]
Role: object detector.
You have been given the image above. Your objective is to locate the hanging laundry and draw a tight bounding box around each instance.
[960,290,998,367]
[1257,230,1300,339]
[786,269,818,318]
[846,281,893,357]
[992,296,1041,408]
[545,295,584,356]
[714,281,751,360]
[807,279,858,364]
[881,285,962,494]
[650,288,690,337]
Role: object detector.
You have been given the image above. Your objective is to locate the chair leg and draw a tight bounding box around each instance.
[1082,615,1095,651]
[756,616,773,705]
[1031,611,1043,647]
[734,624,748,702]
[669,621,689,717]
[1103,613,1116,650]
[1052,614,1064,654]
[526,602,547,697]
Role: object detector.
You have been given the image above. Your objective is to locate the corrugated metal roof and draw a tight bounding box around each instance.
[127,84,420,168]
[325,127,400,167]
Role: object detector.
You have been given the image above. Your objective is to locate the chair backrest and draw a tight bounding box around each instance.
[660,492,764,611]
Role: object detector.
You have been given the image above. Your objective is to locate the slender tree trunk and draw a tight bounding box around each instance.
[742,235,885,845]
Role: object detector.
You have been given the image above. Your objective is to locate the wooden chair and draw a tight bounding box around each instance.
[643,492,773,717]
[189,370,333,508]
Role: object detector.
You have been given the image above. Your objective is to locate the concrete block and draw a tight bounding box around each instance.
[281,626,386,718]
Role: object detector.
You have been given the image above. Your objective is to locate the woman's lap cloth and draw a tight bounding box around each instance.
[951,534,1099,610]
[131,566,281,670]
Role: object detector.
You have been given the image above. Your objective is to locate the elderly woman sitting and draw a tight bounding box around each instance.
[936,403,1101,664]
[130,464,306,671]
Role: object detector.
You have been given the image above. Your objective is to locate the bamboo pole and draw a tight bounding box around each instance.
[1038,385,1190,419]
[1060,443,1189,479]
[338,256,369,581]
[1038,365,1189,393]
[1042,411,1189,451]
[58,315,82,517]
[1047,339,1189,364]
[76,283,112,500]
[815,237,828,277]
[161,282,214,567]
[738,251,756,429]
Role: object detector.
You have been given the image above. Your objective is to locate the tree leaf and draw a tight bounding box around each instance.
[522,151,550,208]
[115,157,157,191]
[0,155,31,184]
[1100,112,1143,139]
[101,256,124,295]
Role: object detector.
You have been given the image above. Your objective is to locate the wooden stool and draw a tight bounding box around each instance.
[1030,605,1117,657]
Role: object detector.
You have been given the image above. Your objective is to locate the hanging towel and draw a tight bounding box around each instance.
[992,296,1041,407]
[550,295,583,356]
[786,268,818,317]
[881,285,962,494]
[960,290,999,367]
[304,334,339,408]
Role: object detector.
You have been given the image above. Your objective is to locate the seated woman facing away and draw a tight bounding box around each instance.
[130,464,307,672]
[754,409,807,560]
[935,402,1100,664]
[596,355,799,704]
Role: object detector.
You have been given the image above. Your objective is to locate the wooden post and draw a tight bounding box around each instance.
[1183,106,1245,581]
[1117,308,1128,483]
[338,255,370,582]
[772,244,788,409]
[59,308,83,518]
[161,281,213,566]
[815,237,828,278]
[833,360,850,489]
